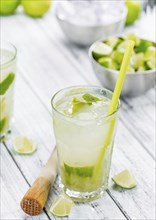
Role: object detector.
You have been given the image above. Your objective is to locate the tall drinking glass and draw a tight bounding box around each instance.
[0,42,17,141]
[51,86,120,202]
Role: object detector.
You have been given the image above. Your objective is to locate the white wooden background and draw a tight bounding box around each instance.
[1,3,156,220]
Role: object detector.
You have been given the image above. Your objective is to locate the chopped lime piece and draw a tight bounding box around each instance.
[111,50,123,64]
[144,46,156,59]
[50,194,74,217]
[135,39,152,53]
[117,41,127,54]
[92,42,112,59]
[126,34,140,46]
[98,57,119,70]
[0,73,15,95]
[145,58,156,70]
[13,136,37,154]
[133,53,144,69]
[112,169,137,189]
[104,37,120,49]
[137,66,146,72]
[82,93,101,104]
[127,65,135,73]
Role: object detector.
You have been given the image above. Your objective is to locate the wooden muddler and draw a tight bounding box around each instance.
[20,148,58,216]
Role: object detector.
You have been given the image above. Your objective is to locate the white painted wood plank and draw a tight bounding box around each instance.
[0,142,49,220]
[4,75,126,220]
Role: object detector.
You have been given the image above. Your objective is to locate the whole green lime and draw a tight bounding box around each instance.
[0,0,20,15]
[21,0,51,17]
[125,0,141,25]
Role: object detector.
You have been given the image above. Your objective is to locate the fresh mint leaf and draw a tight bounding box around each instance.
[0,72,15,95]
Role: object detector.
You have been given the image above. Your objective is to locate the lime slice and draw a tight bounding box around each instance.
[13,136,37,154]
[92,42,112,59]
[112,169,137,189]
[0,72,15,95]
[50,194,74,217]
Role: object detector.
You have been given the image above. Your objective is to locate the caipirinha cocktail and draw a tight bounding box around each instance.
[52,86,120,201]
[0,43,16,140]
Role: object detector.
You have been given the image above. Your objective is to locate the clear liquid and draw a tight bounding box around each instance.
[0,49,16,137]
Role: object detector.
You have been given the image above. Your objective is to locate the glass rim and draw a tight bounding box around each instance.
[0,42,17,69]
[51,85,120,122]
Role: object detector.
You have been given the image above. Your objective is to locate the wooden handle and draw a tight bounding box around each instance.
[20,148,58,216]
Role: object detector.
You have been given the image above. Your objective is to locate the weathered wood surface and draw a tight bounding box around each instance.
[1,6,155,220]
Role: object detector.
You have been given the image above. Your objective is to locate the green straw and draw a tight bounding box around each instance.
[93,40,135,183]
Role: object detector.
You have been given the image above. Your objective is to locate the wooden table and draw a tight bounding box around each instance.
[1,6,155,220]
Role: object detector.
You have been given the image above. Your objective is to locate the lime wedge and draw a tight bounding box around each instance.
[112,169,137,189]
[92,42,112,59]
[0,72,15,95]
[13,136,37,154]
[50,194,74,217]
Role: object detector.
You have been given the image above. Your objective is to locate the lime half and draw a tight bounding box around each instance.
[112,169,137,189]
[50,194,75,217]
[92,42,112,59]
[13,136,37,154]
